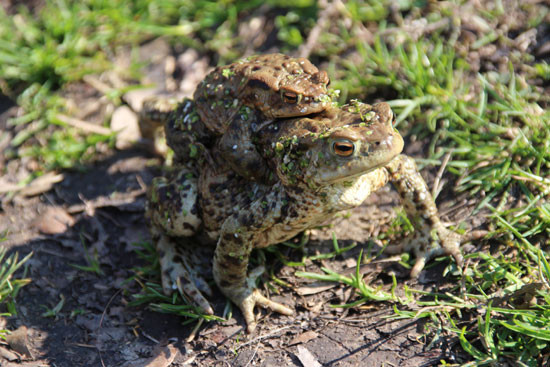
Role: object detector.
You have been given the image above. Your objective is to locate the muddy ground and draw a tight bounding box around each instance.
[0,99,481,367]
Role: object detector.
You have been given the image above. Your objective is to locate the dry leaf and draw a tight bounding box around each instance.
[3,362,50,367]
[296,281,335,296]
[0,345,19,361]
[35,207,75,235]
[289,331,319,346]
[122,344,178,367]
[5,326,33,359]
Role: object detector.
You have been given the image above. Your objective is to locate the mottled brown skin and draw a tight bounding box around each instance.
[194,53,331,132]
[140,54,332,182]
[140,98,215,169]
[146,102,466,333]
[193,53,331,182]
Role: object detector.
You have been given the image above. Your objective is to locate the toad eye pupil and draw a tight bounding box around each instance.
[333,142,354,156]
[283,92,297,103]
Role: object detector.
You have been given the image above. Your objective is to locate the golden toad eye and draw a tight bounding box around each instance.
[332,140,355,157]
[282,91,298,104]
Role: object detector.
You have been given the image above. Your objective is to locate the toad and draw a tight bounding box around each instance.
[146,102,466,332]
[142,53,331,182]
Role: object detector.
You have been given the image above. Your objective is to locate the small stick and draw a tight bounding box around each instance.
[56,113,112,135]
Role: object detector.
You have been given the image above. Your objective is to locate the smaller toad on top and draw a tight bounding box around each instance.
[193,53,332,181]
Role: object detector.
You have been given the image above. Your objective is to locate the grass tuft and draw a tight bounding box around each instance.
[129,242,224,328]
[1,0,549,363]
[0,233,32,338]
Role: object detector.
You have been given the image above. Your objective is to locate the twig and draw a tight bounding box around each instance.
[235,326,292,351]
[67,187,146,214]
[83,74,113,95]
[136,175,148,191]
[186,318,204,343]
[432,152,452,200]
[99,288,124,329]
[56,113,113,135]
[97,288,124,367]
[0,172,64,196]
[299,0,343,58]
[243,342,260,367]
[69,343,97,349]
[140,330,160,344]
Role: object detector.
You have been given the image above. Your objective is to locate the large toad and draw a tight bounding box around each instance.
[146,102,465,332]
[141,53,331,182]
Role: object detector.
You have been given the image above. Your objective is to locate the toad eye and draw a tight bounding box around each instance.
[332,140,355,157]
[282,91,298,104]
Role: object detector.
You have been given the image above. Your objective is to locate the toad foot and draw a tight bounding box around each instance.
[157,236,214,315]
[226,266,293,333]
[386,223,467,278]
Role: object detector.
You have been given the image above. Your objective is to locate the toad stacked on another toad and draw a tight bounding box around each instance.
[141,53,332,182]
[146,76,468,332]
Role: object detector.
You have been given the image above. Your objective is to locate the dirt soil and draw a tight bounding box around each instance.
[0,6,488,366]
[0,152,470,367]
[0,104,478,367]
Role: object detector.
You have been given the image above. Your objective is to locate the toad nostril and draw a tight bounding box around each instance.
[374,136,393,149]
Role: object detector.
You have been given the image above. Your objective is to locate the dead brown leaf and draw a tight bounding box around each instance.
[5,326,33,359]
[35,207,75,235]
[289,331,319,346]
[0,345,19,361]
[296,281,335,296]
[66,187,145,214]
[3,362,50,367]
[121,344,178,367]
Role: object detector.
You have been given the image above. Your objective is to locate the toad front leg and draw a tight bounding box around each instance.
[213,214,293,333]
[217,110,273,183]
[385,154,464,277]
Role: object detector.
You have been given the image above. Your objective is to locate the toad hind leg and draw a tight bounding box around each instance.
[213,215,293,333]
[146,169,214,314]
[155,232,214,315]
